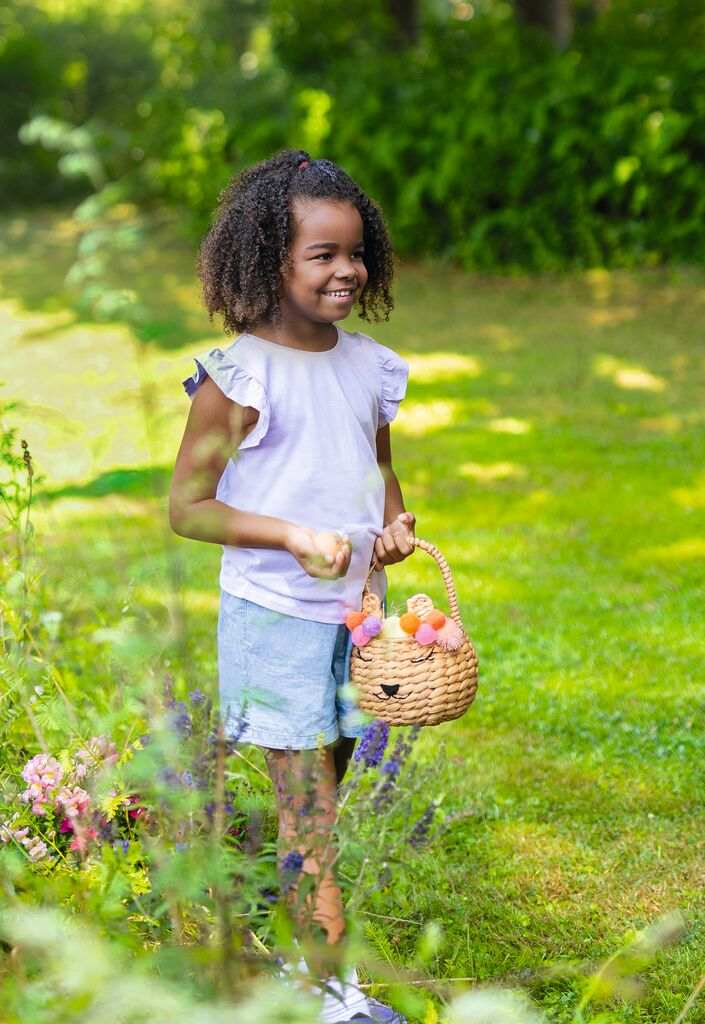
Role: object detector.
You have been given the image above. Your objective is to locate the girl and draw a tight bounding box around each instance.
[169,149,414,1023]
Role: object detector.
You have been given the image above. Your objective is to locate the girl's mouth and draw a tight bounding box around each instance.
[323,288,355,302]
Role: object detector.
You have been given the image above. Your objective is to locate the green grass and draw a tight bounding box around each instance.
[2,204,705,1022]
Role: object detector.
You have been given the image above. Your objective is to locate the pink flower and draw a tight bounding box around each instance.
[21,754,63,788]
[1,816,49,862]
[0,819,29,843]
[69,826,98,854]
[74,736,119,777]
[55,786,90,819]
[59,817,74,834]
[23,837,49,862]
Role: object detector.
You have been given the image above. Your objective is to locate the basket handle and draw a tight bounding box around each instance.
[363,537,464,629]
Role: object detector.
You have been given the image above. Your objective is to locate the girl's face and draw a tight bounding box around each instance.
[280,198,368,325]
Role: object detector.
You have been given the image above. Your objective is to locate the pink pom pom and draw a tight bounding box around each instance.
[415,623,437,646]
[436,620,464,651]
[362,615,382,638]
[351,625,371,647]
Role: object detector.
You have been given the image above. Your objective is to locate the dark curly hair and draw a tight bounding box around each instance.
[197,148,394,335]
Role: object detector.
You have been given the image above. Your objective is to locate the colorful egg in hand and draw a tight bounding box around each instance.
[316,530,346,564]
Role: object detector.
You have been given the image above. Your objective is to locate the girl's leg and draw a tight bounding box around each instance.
[333,737,356,786]
[264,745,346,964]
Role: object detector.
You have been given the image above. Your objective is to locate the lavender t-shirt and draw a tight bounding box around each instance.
[182,326,409,624]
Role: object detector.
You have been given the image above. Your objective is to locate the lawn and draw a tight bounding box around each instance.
[2,204,704,1022]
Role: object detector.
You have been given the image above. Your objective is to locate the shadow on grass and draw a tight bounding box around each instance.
[36,464,171,503]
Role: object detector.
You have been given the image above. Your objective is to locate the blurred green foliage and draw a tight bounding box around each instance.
[2,0,705,269]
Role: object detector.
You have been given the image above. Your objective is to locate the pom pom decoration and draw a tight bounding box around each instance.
[426,610,446,629]
[435,619,464,651]
[345,611,365,631]
[362,615,382,638]
[379,615,408,640]
[399,612,421,634]
[415,623,437,645]
[351,624,371,647]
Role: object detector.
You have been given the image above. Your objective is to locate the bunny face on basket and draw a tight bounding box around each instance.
[344,593,464,653]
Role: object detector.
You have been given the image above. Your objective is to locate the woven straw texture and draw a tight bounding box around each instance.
[350,538,479,727]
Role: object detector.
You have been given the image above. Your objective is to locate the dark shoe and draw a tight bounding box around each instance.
[365,997,408,1023]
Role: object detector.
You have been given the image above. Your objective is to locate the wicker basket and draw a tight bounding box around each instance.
[349,537,479,727]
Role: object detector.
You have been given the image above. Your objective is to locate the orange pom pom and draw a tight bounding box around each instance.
[399,612,421,634]
[345,611,365,630]
[426,610,446,629]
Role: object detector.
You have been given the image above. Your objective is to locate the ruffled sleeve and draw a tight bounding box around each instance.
[181,347,271,451]
[376,345,410,428]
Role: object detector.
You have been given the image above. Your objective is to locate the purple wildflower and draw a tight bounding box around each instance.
[170,701,192,738]
[114,839,130,854]
[353,720,389,768]
[409,802,438,848]
[373,726,420,811]
[280,849,304,893]
[224,705,248,744]
[281,850,304,873]
[159,768,181,787]
[189,689,206,705]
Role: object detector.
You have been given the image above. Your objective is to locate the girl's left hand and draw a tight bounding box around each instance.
[370,512,416,572]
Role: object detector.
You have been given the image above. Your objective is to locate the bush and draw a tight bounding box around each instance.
[5,0,705,269]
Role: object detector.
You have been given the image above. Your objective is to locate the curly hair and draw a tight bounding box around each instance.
[197,148,394,335]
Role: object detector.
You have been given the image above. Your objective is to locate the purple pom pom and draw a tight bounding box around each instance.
[352,625,371,646]
[362,615,382,638]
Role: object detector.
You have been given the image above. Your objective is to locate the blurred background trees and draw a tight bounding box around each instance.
[3,0,705,270]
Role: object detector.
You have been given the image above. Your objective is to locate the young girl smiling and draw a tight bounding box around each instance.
[169,149,414,1023]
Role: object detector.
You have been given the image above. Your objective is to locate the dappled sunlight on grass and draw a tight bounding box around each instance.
[405,351,482,382]
[486,417,532,434]
[477,323,523,351]
[588,306,638,327]
[394,398,463,436]
[671,474,705,511]
[639,414,682,434]
[0,297,75,343]
[633,537,705,563]
[458,461,528,483]
[593,354,667,393]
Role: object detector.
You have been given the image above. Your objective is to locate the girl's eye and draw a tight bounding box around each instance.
[312,252,365,261]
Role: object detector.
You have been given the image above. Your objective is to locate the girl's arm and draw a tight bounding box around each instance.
[372,424,415,571]
[168,378,351,578]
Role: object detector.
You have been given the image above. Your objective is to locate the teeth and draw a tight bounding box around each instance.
[328,290,353,297]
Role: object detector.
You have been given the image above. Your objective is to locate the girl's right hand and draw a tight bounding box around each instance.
[285,525,352,579]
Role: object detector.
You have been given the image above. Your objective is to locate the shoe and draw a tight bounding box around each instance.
[348,999,407,1024]
[365,997,408,1023]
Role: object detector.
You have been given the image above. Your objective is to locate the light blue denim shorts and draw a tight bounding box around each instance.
[217,590,373,750]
